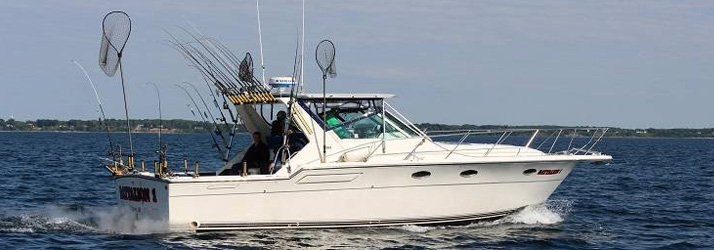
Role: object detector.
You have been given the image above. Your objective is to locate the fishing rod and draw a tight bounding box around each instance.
[172,28,248,94]
[144,82,170,174]
[165,32,236,92]
[273,29,304,173]
[71,59,113,151]
[181,29,244,87]
[181,29,272,101]
[174,83,227,161]
[172,28,273,102]
[285,28,303,139]
[168,39,245,146]
[180,18,243,87]
[143,82,163,151]
[183,81,230,155]
[198,74,241,159]
[171,37,256,105]
[191,62,236,141]
[166,36,238,92]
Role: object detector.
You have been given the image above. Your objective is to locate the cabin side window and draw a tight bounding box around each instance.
[298,99,418,139]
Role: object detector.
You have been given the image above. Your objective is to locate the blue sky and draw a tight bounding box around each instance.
[0,0,712,128]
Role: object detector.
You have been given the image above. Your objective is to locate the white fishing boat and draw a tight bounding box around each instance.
[93,10,612,232]
[114,95,611,232]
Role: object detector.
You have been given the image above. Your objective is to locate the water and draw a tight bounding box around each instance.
[0,132,712,249]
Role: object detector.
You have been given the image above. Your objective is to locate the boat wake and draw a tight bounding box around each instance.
[500,199,572,225]
[396,200,573,233]
[0,205,168,235]
[0,200,572,235]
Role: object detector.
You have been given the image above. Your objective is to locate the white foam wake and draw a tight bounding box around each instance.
[393,200,573,233]
[0,205,168,235]
[399,224,436,233]
[504,200,572,225]
[475,199,573,227]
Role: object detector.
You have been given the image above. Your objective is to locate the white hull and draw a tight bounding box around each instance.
[116,160,577,231]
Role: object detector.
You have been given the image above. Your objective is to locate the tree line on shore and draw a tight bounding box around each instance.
[0,118,244,134]
[415,123,714,138]
[1,119,712,138]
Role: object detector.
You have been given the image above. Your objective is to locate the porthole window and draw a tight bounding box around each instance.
[411,171,431,179]
[523,169,537,175]
[460,170,478,178]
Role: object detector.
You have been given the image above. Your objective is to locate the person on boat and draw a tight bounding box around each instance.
[267,111,287,152]
[270,111,287,136]
[287,127,307,153]
[239,131,270,175]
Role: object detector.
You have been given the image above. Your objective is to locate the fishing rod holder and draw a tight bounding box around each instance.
[193,161,200,178]
[184,158,189,175]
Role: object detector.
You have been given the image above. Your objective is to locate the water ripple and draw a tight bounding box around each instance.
[0,133,712,249]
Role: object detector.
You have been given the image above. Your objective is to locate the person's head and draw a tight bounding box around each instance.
[277,111,287,120]
[252,131,262,144]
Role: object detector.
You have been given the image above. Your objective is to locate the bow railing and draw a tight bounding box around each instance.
[426,127,609,159]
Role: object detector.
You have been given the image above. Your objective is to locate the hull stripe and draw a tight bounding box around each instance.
[196,207,522,231]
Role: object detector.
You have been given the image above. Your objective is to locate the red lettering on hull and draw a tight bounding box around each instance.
[537,169,562,175]
[119,186,157,203]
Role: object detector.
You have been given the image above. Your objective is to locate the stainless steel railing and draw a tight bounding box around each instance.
[427,127,609,158]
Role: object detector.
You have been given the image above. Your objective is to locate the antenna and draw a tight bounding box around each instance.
[300,0,305,93]
[256,0,266,84]
[72,59,113,151]
[99,11,134,156]
[315,39,336,163]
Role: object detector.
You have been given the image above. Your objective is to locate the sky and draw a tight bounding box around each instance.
[0,0,712,129]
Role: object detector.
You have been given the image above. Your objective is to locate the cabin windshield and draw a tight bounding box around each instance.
[299,99,419,139]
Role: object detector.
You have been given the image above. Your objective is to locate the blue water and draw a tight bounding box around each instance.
[0,132,712,249]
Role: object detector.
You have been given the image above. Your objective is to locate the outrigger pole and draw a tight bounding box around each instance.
[299,0,305,93]
[256,0,266,85]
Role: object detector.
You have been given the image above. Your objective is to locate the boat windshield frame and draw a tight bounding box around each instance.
[297,98,419,140]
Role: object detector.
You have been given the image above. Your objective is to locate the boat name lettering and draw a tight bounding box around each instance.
[119,186,157,203]
[537,169,562,175]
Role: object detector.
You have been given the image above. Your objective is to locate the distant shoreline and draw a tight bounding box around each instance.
[0,130,251,135]
[2,119,713,139]
[1,130,712,139]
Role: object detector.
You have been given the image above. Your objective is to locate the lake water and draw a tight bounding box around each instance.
[0,132,712,249]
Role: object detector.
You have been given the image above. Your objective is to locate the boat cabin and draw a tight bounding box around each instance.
[221,93,424,175]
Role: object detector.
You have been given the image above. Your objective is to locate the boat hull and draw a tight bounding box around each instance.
[115,161,575,231]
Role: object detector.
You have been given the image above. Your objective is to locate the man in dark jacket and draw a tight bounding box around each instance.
[241,131,270,175]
